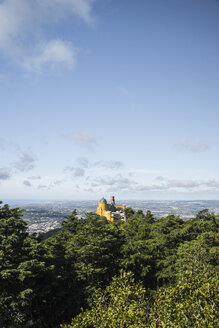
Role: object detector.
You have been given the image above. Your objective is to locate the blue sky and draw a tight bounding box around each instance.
[0,0,219,200]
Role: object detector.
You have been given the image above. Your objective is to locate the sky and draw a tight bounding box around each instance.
[0,0,219,201]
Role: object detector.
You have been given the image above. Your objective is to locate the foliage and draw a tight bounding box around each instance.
[61,271,150,328]
[175,231,219,277]
[150,272,219,327]
[43,211,125,325]
[0,201,218,327]
[61,270,219,328]
[0,203,53,327]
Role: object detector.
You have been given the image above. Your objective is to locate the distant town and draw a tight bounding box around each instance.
[2,199,219,234]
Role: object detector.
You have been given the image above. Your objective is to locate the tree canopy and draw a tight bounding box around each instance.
[0,201,218,327]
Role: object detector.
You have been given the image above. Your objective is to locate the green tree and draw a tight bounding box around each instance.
[175,231,219,277]
[44,212,125,325]
[124,207,135,220]
[61,271,150,328]
[121,213,185,288]
[0,202,53,327]
[150,271,219,327]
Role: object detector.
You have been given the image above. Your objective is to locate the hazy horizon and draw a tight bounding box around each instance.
[3,198,219,204]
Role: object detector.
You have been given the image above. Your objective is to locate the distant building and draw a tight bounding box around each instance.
[96,196,126,222]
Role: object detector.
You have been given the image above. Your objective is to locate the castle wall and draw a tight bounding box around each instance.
[96,197,125,223]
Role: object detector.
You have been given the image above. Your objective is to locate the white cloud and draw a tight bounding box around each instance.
[84,187,94,193]
[37,0,96,24]
[131,168,163,174]
[23,180,32,187]
[89,175,219,194]
[32,176,65,190]
[0,168,11,180]
[28,176,41,180]
[74,167,85,177]
[64,158,123,181]
[74,157,123,170]
[134,179,219,192]
[175,138,210,152]
[24,40,75,73]
[94,174,136,190]
[167,179,219,190]
[168,179,201,189]
[94,160,123,170]
[38,184,49,190]
[0,0,95,72]
[66,131,97,149]
[14,151,36,172]
[53,180,63,186]
[156,176,166,181]
[64,166,74,172]
[76,156,90,168]
[132,184,168,192]
[0,0,30,50]
[64,166,85,177]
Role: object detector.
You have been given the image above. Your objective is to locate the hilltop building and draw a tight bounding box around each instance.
[96,196,126,222]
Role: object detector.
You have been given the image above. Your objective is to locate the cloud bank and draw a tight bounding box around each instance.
[64,158,124,180]
[84,173,219,195]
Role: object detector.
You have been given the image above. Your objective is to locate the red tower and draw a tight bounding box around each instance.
[110,196,115,204]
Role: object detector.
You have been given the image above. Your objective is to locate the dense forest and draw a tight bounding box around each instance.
[0,201,218,327]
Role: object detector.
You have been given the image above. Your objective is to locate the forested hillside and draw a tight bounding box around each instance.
[0,201,218,327]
